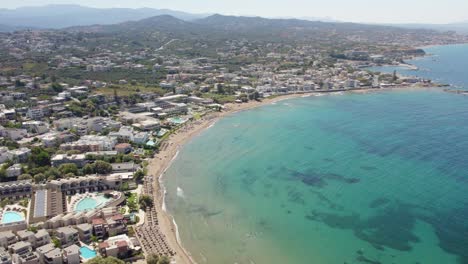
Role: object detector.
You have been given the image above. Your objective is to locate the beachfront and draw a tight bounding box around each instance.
[144,92,312,263]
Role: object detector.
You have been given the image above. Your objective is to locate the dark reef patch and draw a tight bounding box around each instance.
[420,206,468,264]
[356,255,382,264]
[287,189,306,205]
[310,190,344,210]
[306,202,420,252]
[289,169,360,188]
[360,165,378,171]
[369,197,390,209]
[187,204,224,218]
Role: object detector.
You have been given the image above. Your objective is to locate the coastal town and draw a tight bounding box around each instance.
[0,11,467,264]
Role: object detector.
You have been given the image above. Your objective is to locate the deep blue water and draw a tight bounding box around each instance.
[367,44,468,89]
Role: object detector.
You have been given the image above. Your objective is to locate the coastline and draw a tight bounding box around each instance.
[145,86,430,264]
[146,92,308,264]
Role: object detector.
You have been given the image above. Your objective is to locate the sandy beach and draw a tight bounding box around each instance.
[144,87,425,263]
[146,92,308,264]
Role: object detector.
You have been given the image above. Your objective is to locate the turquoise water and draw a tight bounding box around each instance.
[168,117,189,125]
[80,246,97,259]
[163,45,468,264]
[2,211,24,223]
[75,195,109,212]
[367,44,468,89]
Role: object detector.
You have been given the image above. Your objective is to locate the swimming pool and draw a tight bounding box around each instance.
[168,117,188,125]
[79,246,97,259]
[1,211,24,224]
[75,195,110,212]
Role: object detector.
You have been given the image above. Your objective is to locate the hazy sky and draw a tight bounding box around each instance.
[2,0,468,24]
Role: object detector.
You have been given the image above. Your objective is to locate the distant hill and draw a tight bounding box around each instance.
[0,24,32,32]
[381,22,468,34]
[0,4,208,29]
[66,14,458,48]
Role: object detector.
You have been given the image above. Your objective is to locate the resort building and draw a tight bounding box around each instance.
[55,227,79,248]
[0,231,17,248]
[15,231,35,247]
[43,248,63,264]
[8,241,31,256]
[0,248,12,264]
[36,243,55,263]
[75,223,92,243]
[62,245,79,264]
[0,181,32,199]
[11,251,39,264]
[98,234,138,259]
[62,245,80,264]
[50,154,87,168]
[33,230,51,248]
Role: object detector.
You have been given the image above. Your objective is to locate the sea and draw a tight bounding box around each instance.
[163,44,468,264]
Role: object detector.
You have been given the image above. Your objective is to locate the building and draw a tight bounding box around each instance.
[36,243,55,264]
[0,231,17,249]
[8,241,31,256]
[33,230,51,248]
[15,231,34,247]
[0,248,11,264]
[43,248,63,264]
[59,135,117,152]
[0,181,32,199]
[55,227,78,248]
[111,163,137,173]
[98,235,134,258]
[50,154,87,168]
[114,143,132,154]
[26,107,45,120]
[5,164,22,179]
[75,224,92,243]
[11,251,39,264]
[62,245,80,264]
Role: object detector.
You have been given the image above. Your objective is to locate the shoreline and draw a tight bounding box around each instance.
[145,87,431,264]
[147,92,309,264]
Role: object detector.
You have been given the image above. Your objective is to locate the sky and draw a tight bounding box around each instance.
[1,0,468,24]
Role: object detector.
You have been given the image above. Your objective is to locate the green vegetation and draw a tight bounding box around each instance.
[147,254,171,264]
[83,160,113,175]
[126,192,139,212]
[201,93,236,104]
[58,163,78,175]
[139,194,154,210]
[87,256,125,264]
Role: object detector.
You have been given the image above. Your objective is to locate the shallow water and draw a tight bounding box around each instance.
[163,45,468,264]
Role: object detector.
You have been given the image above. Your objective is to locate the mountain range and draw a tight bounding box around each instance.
[1,4,465,34]
[0,4,208,30]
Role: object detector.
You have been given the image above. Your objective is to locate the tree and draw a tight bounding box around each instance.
[50,82,63,93]
[147,254,160,264]
[45,167,60,180]
[139,195,154,210]
[52,237,61,248]
[158,256,171,264]
[33,173,46,183]
[58,163,78,175]
[87,256,124,264]
[30,147,51,167]
[134,170,145,182]
[94,160,112,174]
[18,174,32,180]
[82,164,95,175]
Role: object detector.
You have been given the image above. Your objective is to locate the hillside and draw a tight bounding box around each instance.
[0,4,207,29]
